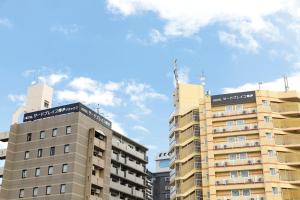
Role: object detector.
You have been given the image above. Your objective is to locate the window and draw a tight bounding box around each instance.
[237,136,246,142]
[270,168,276,176]
[272,187,279,195]
[231,189,239,197]
[27,133,32,141]
[229,153,237,160]
[226,121,235,127]
[60,184,66,194]
[19,189,24,198]
[35,168,40,177]
[52,128,57,137]
[262,100,269,107]
[62,164,68,173]
[266,132,272,139]
[264,116,272,123]
[225,105,234,112]
[228,137,236,143]
[24,151,30,160]
[44,100,49,108]
[64,144,70,153]
[33,187,38,197]
[240,170,249,177]
[230,171,238,178]
[236,104,243,111]
[48,166,53,175]
[21,169,27,178]
[268,150,274,157]
[243,189,250,196]
[50,147,55,156]
[37,149,43,158]
[40,131,45,139]
[46,186,51,195]
[236,120,245,126]
[66,126,72,134]
[240,152,247,160]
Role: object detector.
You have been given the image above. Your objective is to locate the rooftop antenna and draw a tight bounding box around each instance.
[200,71,206,86]
[258,82,263,90]
[173,59,179,86]
[96,104,100,114]
[284,75,289,92]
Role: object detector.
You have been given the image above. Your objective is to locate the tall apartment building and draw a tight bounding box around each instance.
[0,102,148,200]
[153,152,171,200]
[169,82,300,200]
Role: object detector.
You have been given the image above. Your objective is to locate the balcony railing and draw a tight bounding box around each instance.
[170,186,176,199]
[280,170,300,181]
[0,149,6,159]
[275,135,300,145]
[282,189,300,200]
[178,142,200,159]
[215,176,264,185]
[215,158,262,167]
[178,125,200,144]
[169,135,176,149]
[181,174,201,193]
[217,195,265,200]
[278,153,300,164]
[213,124,258,134]
[214,140,260,150]
[180,157,201,176]
[273,119,300,130]
[271,102,300,113]
[112,139,146,161]
[213,108,257,118]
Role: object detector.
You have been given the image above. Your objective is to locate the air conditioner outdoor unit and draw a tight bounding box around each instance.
[257,160,261,163]
[244,126,249,130]
[251,198,255,200]
[248,160,252,164]
[243,110,247,114]
[95,189,100,194]
[214,129,217,133]
[223,145,227,149]
[258,178,263,182]
[222,128,226,132]
[216,181,220,185]
[252,109,256,113]
[213,114,217,118]
[224,162,228,166]
[255,142,259,146]
[215,163,219,167]
[248,178,253,183]
[215,145,218,149]
[254,125,258,129]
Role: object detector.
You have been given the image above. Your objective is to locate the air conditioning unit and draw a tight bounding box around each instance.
[216,181,220,185]
[258,178,263,182]
[243,110,247,114]
[223,145,227,149]
[248,178,253,183]
[260,197,264,200]
[215,163,219,167]
[244,126,249,130]
[222,128,226,132]
[215,145,218,149]
[224,162,228,166]
[213,114,217,118]
[254,125,258,129]
[246,143,250,146]
[251,198,255,200]
[95,189,101,194]
[257,160,261,163]
[214,129,217,133]
[248,160,252,164]
[255,142,259,146]
[223,180,228,185]
[252,109,256,113]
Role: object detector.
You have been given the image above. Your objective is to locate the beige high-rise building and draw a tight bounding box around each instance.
[0,102,148,200]
[169,83,300,200]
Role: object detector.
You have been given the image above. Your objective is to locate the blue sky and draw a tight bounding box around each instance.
[1,0,300,170]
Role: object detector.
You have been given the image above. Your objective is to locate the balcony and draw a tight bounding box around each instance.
[213,124,258,134]
[178,110,199,128]
[169,135,176,149]
[271,102,300,115]
[93,156,104,168]
[125,172,144,185]
[181,174,201,192]
[0,166,3,178]
[170,152,176,164]
[126,157,145,172]
[278,153,300,165]
[170,168,176,182]
[280,170,300,183]
[91,175,104,187]
[90,195,102,200]
[275,135,300,148]
[215,176,264,185]
[112,139,146,161]
[214,140,260,150]
[94,137,105,150]
[215,158,262,167]
[213,108,257,118]
[282,189,300,200]
[178,141,200,160]
[110,180,132,195]
[217,195,265,200]
[178,125,200,144]
[170,186,176,199]
[180,157,201,177]
[273,119,300,131]
[0,149,6,159]
[0,132,9,142]
[132,189,144,199]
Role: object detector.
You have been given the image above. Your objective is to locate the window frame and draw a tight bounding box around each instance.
[48,166,53,175]
[40,131,45,139]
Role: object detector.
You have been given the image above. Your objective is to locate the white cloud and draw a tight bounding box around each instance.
[0,18,13,28]
[219,31,259,52]
[8,94,26,105]
[127,113,140,121]
[133,125,149,133]
[177,67,190,83]
[38,73,68,86]
[50,24,80,36]
[223,72,300,93]
[107,0,300,51]
[150,29,167,43]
